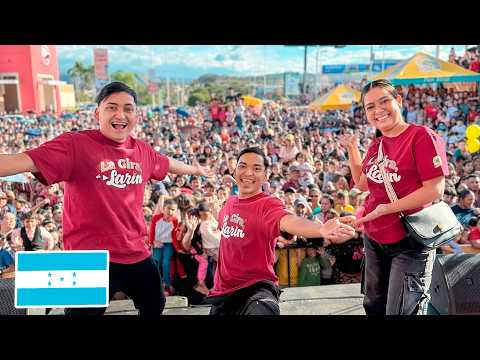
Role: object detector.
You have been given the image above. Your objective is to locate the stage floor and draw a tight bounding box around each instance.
[41,283,365,315]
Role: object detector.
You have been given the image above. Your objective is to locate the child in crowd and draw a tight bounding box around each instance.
[297,244,331,287]
[334,190,355,214]
[149,199,179,296]
[182,207,209,295]
[197,202,221,274]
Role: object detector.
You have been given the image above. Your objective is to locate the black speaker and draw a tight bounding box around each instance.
[430,254,480,315]
[0,278,27,315]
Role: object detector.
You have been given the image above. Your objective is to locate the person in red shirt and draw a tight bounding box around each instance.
[205,147,356,315]
[281,165,301,191]
[467,104,479,123]
[39,184,59,206]
[218,105,227,126]
[424,101,438,122]
[0,81,212,316]
[209,98,219,122]
[341,79,448,315]
[468,218,480,249]
[469,56,480,73]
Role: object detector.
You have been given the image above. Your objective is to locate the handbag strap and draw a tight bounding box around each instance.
[377,128,447,218]
[377,139,404,216]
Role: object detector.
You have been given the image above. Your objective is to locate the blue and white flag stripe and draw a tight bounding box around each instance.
[15,250,109,308]
[17,251,108,271]
[15,270,109,288]
[17,288,107,307]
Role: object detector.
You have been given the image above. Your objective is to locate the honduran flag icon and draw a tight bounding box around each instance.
[15,251,109,308]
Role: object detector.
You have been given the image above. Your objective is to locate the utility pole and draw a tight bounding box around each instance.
[369,45,374,78]
[176,80,179,106]
[150,46,155,107]
[315,46,319,94]
[166,77,170,106]
[284,45,346,95]
[263,45,267,98]
[382,45,386,72]
[303,45,308,94]
[181,78,185,106]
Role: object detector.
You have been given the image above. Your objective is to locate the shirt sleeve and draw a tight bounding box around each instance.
[413,127,449,182]
[146,145,170,181]
[171,217,181,251]
[149,214,160,245]
[40,227,54,250]
[262,196,291,242]
[23,132,75,185]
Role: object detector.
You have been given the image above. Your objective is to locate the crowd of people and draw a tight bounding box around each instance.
[448,46,480,73]
[1,75,480,304]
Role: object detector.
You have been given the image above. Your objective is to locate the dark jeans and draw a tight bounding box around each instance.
[362,235,435,315]
[65,256,165,316]
[207,281,281,315]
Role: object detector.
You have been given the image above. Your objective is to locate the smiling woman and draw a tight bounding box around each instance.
[341,79,449,315]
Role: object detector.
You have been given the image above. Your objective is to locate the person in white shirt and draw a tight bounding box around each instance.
[198,202,221,264]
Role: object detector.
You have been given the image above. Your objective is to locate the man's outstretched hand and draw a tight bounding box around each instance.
[322,216,356,243]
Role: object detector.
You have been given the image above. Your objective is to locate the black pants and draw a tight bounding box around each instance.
[65,256,166,316]
[362,235,435,315]
[207,281,281,315]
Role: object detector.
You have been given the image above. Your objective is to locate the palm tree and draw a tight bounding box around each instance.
[67,60,85,102]
[67,60,95,102]
[83,65,95,99]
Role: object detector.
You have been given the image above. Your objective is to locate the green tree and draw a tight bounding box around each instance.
[197,74,220,84]
[67,60,95,102]
[111,71,150,105]
[111,71,138,90]
[187,86,210,106]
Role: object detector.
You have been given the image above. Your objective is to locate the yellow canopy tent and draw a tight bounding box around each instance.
[241,95,263,107]
[372,52,480,85]
[308,85,361,112]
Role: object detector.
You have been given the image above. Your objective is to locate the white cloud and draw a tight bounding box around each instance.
[57,45,471,78]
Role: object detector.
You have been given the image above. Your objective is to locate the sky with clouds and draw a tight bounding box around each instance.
[57,45,475,80]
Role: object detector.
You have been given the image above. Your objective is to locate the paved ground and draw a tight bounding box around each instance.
[38,283,365,315]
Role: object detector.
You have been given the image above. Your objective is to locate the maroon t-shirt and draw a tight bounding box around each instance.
[25,130,169,264]
[209,192,291,297]
[362,125,448,244]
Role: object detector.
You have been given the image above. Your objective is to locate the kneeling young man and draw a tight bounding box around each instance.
[206,147,356,315]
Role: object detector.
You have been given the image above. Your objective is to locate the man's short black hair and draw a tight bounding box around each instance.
[458,189,474,199]
[164,198,177,207]
[204,180,215,189]
[95,81,138,106]
[237,147,269,169]
[197,202,211,213]
[444,188,457,196]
